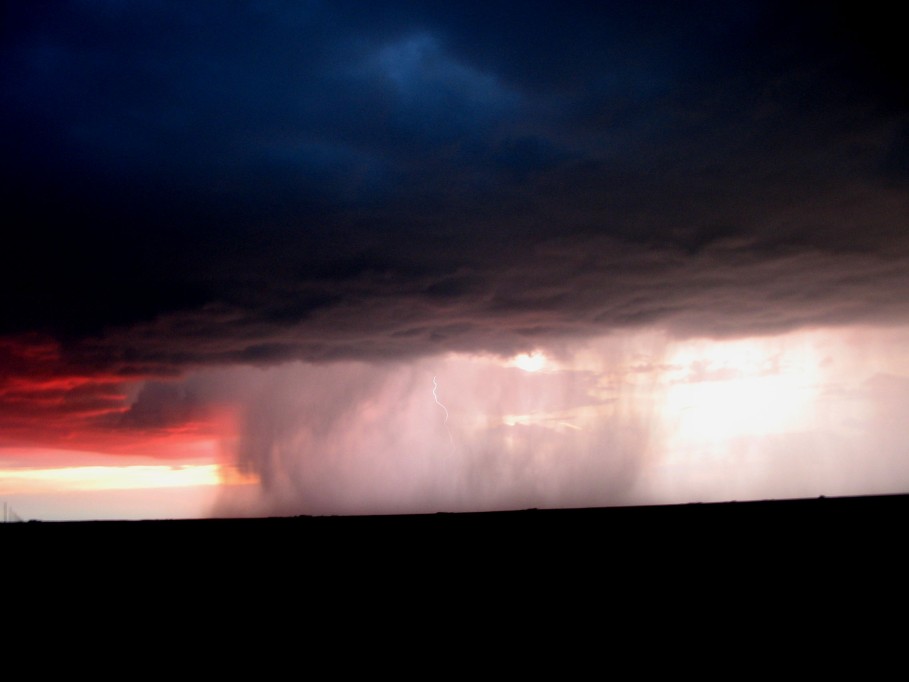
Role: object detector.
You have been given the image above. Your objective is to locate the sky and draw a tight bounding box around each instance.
[1,1,907,520]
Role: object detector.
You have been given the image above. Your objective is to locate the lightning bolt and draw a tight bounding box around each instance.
[432,376,453,445]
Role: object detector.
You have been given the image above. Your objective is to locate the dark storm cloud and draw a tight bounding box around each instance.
[2,2,906,372]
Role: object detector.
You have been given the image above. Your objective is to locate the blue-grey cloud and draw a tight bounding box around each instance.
[1,1,906,373]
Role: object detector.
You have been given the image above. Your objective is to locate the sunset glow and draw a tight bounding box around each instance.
[0,463,223,494]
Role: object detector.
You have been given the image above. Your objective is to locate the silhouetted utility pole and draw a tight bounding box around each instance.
[1,501,23,523]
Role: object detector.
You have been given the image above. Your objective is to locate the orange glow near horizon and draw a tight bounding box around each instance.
[0,445,257,521]
[0,334,246,519]
[0,463,224,494]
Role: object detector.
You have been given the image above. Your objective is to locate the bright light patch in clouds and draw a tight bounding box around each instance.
[633,327,909,504]
[506,351,551,373]
[660,336,823,441]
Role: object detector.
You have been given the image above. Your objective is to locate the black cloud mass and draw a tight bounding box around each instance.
[2,1,906,374]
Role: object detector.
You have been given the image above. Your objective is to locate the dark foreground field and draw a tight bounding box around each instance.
[4,494,907,633]
[4,493,905,572]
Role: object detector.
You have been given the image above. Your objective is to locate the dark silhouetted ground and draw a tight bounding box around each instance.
[5,493,906,637]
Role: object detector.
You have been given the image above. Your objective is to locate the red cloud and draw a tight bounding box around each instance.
[0,335,227,459]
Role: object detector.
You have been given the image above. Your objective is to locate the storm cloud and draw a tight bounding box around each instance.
[1,1,906,376]
[2,2,908,518]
